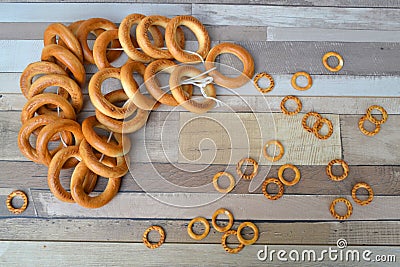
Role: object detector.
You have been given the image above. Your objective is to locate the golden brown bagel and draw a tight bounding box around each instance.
[165,15,210,63]
[170,65,216,113]
[205,42,254,89]
[119,13,164,63]
[120,61,160,110]
[41,44,86,87]
[93,29,128,70]
[44,23,84,62]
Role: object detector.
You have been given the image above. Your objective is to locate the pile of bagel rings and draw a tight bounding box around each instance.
[17,14,255,209]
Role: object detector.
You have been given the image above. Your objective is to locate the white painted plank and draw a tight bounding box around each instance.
[193,4,400,30]
[268,27,400,42]
[0,3,191,22]
[30,191,398,221]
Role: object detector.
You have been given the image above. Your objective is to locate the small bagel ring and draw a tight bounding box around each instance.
[263,140,284,162]
[313,117,333,140]
[280,95,302,115]
[187,217,210,240]
[165,15,210,63]
[330,197,353,220]
[322,51,344,72]
[291,71,312,91]
[205,42,255,89]
[236,157,258,180]
[278,164,301,186]
[237,221,259,245]
[212,208,234,233]
[358,115,380,136]
[213,172,235,193]
[352,182,374,206]
[262,178,284,200]
[143,225,165,249]
[221,230,244,254]
[302,112,322,133]
[253,72,274,94]
[326,159,349,181]
[366,105,388,125]
[6,190,28,214]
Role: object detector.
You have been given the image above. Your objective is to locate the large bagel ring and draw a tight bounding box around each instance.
[71,161,121,208]
[136,15,185,59]
[165,15,210,63]
[95,90,149,134]
[144,59,193,106]
[43,23,83,62]
[120,61,160,110]
[119,13,164,63]
[41,44,86,87]
[170,65,216,113]
[89,67,137,119]
[82,116,131,157]
[205,42,254,89]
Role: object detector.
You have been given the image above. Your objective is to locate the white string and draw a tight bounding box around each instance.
[98,131,113,162]
[56,87,68,148]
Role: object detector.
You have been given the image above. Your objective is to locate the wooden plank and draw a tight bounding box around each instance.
[342,115,400,165]
[0,3,191,23]
[1,218,400,245]
[178,112,341,166]
[0,241,398,266]
[267,27,400,42]
[193,4,400,30]
[27,190,400,220]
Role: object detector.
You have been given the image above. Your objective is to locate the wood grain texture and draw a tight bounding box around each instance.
[1,218,400,245]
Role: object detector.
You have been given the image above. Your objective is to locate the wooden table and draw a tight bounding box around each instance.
[1,1,400,266]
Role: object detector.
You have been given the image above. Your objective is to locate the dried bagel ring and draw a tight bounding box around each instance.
[165,15,210,63]
[237,221,259,245]
[291,71,312,91]
[253,72,274,94]
[326,159,349,181]
[136,15,185,59]
[20,61,68,99]
[352,182,374,206]
[221,230,244,254]
[6,190,28,214]
[212,208,234,233]
[143,225,165,249]
[79,139,128,179]
[358,115,380,136]
[205,43,255,89]
[44,23,83,62]
[213,172,235,193]
[48,146,97,203]
[187,217,210,240]
[144,59,193,106]
[366,105,388,125]
[71,161,121,208]
[18,115,73,164]
[28,74,83,113]
[169,65,216,113]
[278,164,301,186]
[36,119,84,166]
[322,51,343,72]
[89,68,137,119]
[263,140,284,162]
[280,95,302,115]
[330,197,353,220]
[82,116,131,157]
[120,61,160,110]
[76,18,120,64]
[119,13,164,63]
[236,157,258,180]
[262,178,284,200]
[302,112,322,133]
[95,90,149,134]
[313,117,333,140]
